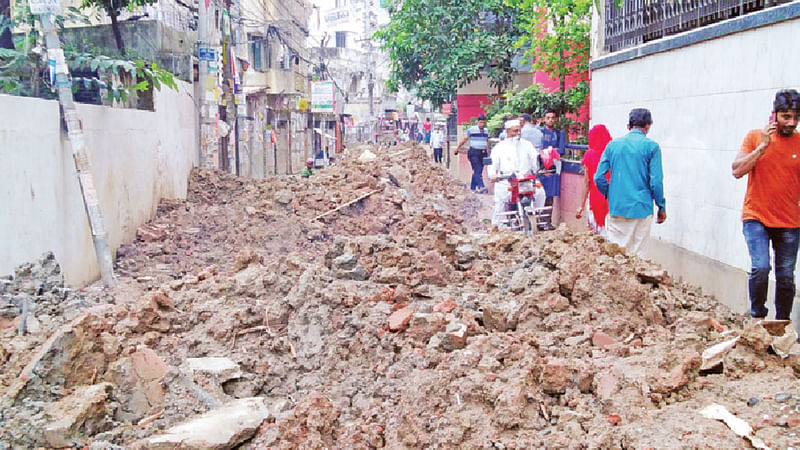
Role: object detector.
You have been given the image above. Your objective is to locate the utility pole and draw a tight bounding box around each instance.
[231,0,244,176]
[363,0,375,132]
[38,12,115,286]
[197,0,217,168]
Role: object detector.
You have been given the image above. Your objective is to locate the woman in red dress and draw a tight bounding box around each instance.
[576,124,612,234]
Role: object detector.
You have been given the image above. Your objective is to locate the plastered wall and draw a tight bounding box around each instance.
[0,80,197,286]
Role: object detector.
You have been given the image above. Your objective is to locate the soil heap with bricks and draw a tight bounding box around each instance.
[1,142,800,448]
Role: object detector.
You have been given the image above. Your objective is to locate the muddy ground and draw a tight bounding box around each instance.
[1,142,800,449]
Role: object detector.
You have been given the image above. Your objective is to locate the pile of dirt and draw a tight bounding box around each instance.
[2,142,800,448]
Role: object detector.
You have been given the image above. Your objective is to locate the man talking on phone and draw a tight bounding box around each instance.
[732,89,800,321]
[594,108,666,258]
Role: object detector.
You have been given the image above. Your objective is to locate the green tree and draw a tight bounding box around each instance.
[375,0,523,107]
[510,0,591,112]
[80,0,155,55]
[0,0,177,103]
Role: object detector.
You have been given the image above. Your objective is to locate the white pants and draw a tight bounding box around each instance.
[493,180,511,228]
[605,215,652,258]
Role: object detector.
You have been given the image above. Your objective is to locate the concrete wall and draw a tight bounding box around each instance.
[590,16,800,317]
[0,80,197,286]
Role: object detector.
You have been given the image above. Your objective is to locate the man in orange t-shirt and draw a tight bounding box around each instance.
[732,89,800,320]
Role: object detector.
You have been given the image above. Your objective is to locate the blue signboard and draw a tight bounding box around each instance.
[198,48,216,61]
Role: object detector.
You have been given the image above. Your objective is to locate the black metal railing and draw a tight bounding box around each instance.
[604,0,792,53]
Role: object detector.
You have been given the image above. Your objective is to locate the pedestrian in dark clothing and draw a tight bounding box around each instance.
[456,114,489,193]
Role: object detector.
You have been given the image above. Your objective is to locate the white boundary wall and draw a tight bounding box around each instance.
[0,80,197,286]
[591,16,800,315]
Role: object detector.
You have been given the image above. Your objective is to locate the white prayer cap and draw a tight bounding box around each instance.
[504,119,521,129]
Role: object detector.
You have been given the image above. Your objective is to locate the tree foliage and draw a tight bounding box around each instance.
[0,1,177,104]
[484,82,588,135]
[511,0,592,95]
[375,0,523,106]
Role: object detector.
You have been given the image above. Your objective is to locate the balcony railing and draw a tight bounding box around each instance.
[604,0,792,53]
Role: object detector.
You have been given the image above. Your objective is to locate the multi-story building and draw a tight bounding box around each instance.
[238,0,313,176]
[308,0,394,147]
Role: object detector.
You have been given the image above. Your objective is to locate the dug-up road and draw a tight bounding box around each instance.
[1,141,800,449]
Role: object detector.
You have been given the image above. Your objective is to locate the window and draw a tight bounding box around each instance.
[335,31,346,48]
[248,33,263,70]
[248,35,273,71]
[280,44,292,70]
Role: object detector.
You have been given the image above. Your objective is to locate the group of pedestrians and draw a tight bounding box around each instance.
[574,90,800,323]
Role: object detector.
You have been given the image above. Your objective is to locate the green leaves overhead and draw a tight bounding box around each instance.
[509,0,591,94]
[375,0,523,106]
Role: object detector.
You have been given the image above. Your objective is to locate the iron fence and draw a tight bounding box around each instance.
[604,0,792,53]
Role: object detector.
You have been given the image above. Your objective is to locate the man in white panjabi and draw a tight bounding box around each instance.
[488,119,539,228]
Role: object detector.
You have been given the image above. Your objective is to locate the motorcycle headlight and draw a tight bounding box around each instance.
[518,180,534,193]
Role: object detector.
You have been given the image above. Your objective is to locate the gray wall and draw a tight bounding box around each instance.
[0,80,197,286]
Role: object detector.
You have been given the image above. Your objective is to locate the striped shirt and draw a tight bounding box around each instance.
[466,125,489,150]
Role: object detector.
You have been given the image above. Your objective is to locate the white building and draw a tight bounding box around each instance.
[308,0,394,142]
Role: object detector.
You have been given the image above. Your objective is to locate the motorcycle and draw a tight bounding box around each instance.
[495,173,549,236]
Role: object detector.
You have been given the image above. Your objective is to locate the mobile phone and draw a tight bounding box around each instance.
[769,111,776,123]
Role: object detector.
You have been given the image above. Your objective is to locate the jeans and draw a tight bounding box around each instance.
[467,148,485,190]
[742,220,800,320]
[433,147,443,163]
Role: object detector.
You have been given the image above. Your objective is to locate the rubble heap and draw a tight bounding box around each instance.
[2,142,800,448]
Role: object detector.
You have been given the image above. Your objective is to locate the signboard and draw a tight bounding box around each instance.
[442,103,452,115]
[324,8,350,26]
[311,80,335,113]
[29,0,60,15]
[198,48,216,61]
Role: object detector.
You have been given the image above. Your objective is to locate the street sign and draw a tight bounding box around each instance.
[442,103,452,115]
[29,0,60,15]
[198,47,216,61]
[311,80,335,113]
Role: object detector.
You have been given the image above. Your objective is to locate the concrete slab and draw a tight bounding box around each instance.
[137,397,270,449]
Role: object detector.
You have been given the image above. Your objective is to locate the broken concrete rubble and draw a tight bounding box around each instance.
[135,397,270,449]
[2,142,800,448]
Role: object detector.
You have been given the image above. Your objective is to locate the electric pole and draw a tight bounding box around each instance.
[197,0,217,168]
[38,12,115,286]
[363,0,375,138]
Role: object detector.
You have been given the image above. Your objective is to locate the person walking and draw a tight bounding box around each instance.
[423,118,432,144]
[456,114,490,193]
[537,109,563,228]
[594,108,666,257]
[577,124,613,234]
[430,124,445,164]
[732,89,800,321]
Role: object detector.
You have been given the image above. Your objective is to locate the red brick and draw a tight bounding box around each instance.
[592,331,616,349]
[605,413,621,425]
[388,306,415,331]
[131,347,168,381]
[540,358,571,394]
[433,298,456,313]
[707,318,724,333]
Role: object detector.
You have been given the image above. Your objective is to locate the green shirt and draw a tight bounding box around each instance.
[300,167,313,178]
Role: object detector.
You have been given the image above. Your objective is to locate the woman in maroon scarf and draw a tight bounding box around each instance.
[576,124,613,234]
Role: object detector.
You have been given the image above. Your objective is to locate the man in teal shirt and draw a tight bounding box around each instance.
[594,108,667,257]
